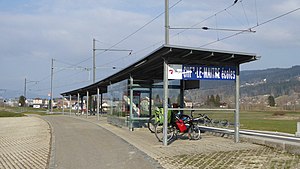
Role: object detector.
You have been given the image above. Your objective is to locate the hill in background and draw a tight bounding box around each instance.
[185,65,300,110]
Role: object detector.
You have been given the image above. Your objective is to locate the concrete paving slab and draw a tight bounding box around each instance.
[0,116,51,169]
[74,115,300,169]
[2,113,299,169]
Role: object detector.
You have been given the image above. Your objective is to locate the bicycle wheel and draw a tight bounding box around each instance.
[154,123,174,142]
[220,120,229,128]
[188,125,201,140]
[147,116,156,133]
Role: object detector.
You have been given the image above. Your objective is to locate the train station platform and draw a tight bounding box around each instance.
[1,114,299,169]
[73,115,300,169]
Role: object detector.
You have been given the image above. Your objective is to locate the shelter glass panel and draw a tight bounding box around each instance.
[108,79,128,117]
[152,80,181,110]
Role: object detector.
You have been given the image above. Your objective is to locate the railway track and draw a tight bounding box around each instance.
[199,126,300,143]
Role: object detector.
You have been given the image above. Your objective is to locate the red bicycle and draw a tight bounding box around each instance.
[154,111,201,142]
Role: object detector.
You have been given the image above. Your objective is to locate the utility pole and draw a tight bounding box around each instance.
[163,0,170,146]
[50,58,54,113]
[92,38,132,84]
[24,78,27,98]
[165,0,169,45]
[93,38,96,83]
[24,78,38,107]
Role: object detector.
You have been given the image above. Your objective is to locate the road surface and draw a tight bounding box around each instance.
[43,116,160,169]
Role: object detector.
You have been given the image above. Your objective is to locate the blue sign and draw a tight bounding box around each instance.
[182,65,236,80]
[168,64,236,80]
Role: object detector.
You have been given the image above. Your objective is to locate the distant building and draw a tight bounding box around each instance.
[184,99,193,108]
[32,98,44,108]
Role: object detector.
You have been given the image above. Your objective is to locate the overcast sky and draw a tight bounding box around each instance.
[0,0,299,98]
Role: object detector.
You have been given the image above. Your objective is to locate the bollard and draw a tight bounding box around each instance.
[296,122,300,137]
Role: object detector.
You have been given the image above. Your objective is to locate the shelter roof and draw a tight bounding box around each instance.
[61,44,258,96]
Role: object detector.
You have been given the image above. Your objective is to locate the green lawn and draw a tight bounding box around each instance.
[193,110,300,134]
[0,107,53,116]
[0,110,25,117]
[240,111,299,134]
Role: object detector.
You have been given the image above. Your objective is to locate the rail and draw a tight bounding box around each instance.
[199,126,300,143]
[168,108,235,112]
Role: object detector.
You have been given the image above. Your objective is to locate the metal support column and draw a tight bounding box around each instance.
[100,93,103,115]
[69,95,72,116]
[77,93,80,115]
[62,96,65,115]
[149,84,153,116]
[165,0,169,45]
[180,80,184,108]
[86,91,89,118]
[109,82,113,116]
[81,96,84,115]
[129,76,134,131]
[163,60,169,146]
[234,65,240,143]
[97,88,100,120]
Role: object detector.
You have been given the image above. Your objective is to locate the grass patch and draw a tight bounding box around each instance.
[193,110,300,134]
[0,107,58,116]
[0,111,25,117]
[241,119,297,134]
[240,111,299,134]
[272,111,286,116]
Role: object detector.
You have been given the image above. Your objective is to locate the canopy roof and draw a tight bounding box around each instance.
[61,44,258,96]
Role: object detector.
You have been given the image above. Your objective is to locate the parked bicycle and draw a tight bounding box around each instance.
[193,113,213,126]
[154,111,201,143]
[147,108,171,133]
[194,113,230,128]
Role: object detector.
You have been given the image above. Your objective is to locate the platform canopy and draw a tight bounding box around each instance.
[61,44,258,96]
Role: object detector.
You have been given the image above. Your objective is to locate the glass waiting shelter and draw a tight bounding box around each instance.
[61,44,258,145]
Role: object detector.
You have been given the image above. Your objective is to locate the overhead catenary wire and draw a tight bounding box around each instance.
[215,14,220,41]
[98,0,183,53]
[96,1,244,72]
[28,58,92,95]
[99,2,300,70]
[44,0,241,88]
[32,80,91,93]
[29,2,300,97]
[93,0,183,69]
[240,0,250,27]
[95,0,241,71]
[170,1,239,38]
[31,58,91,87]
[30,1,184,94]
[38,0,183,87]
[199,7,300,48]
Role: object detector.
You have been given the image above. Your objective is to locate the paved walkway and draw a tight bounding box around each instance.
[74,115,300,169]
[0,117,51,169]
[1,115,300,169]
[42,116,160,169]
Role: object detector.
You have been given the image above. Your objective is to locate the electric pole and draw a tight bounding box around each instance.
[50,58,54,113]
[24,78,38,107]
[24,78,27,99]
[165,0,169,45]
[93,38,96,83]
[92,38,132,84]
[163,0,170,146]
